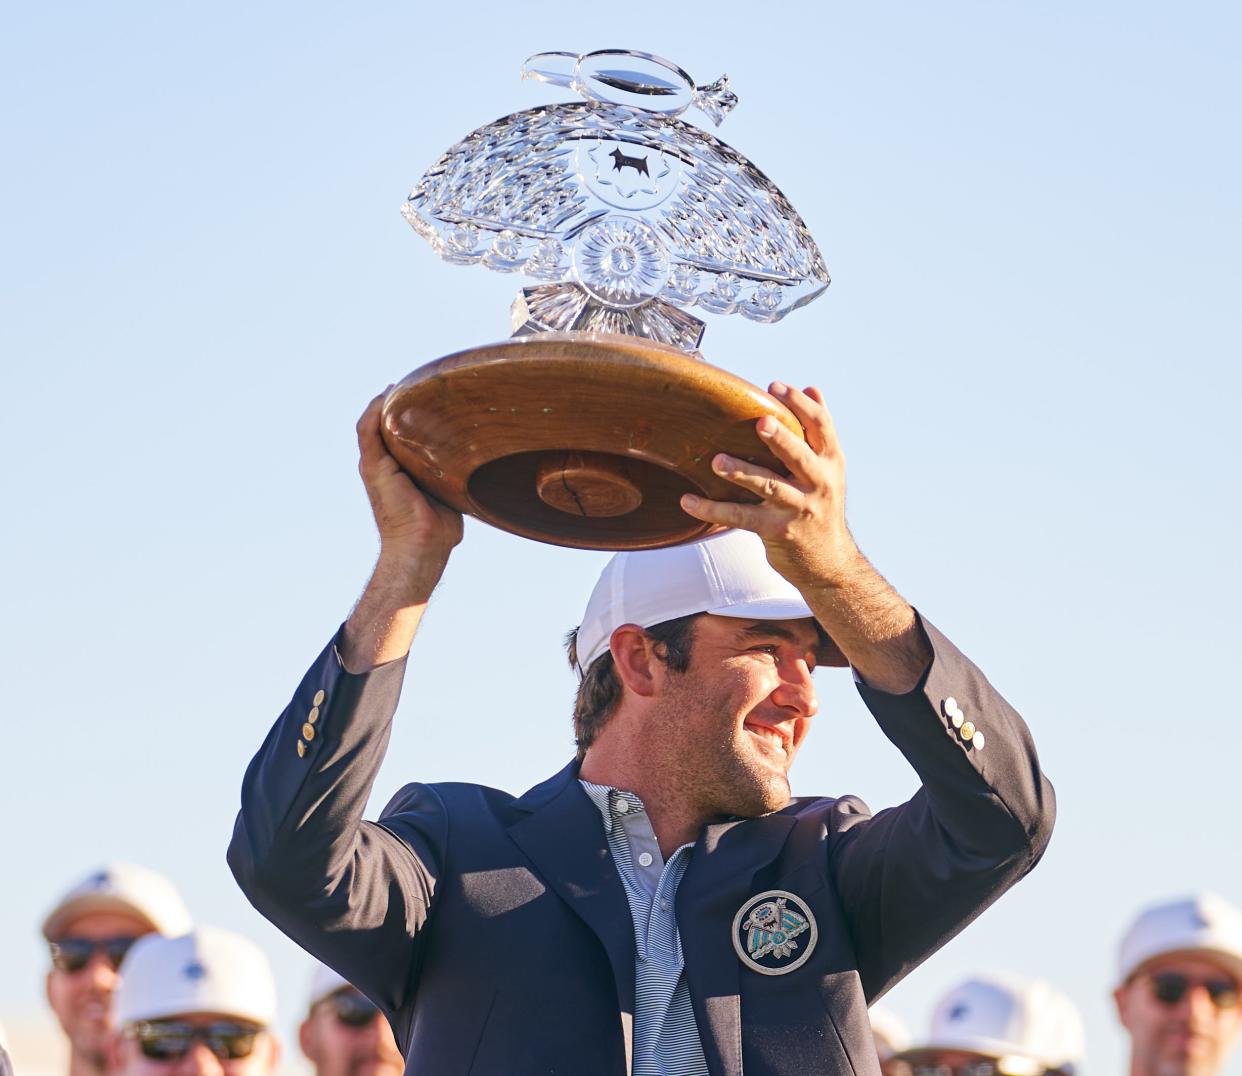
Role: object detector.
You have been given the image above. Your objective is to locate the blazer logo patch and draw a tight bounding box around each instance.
[731,889,818,975]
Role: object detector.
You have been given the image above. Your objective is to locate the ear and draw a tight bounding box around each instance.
[298,1018,316,1062]
[1113,983,1131,1028]
[264,1032,283,1075]
[608,624,666,699]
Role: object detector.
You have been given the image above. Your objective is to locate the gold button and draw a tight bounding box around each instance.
[297,740,306,758]
[308,706,320,725]
[313,689,326,706]
[951,712,964,729]
[960,721,976,741]
[302,723,316,742]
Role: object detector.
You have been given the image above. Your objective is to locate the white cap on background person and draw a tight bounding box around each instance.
[41,862,192,939]
[898,973,1085,1074]
[869,1004,911,1061]
[1118,892,1242,983]
[308,962,352,1008]
[575,528,845,673]
[114,926,278,1026]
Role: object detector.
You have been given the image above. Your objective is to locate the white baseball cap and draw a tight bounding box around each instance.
[114,927,278,1027]
[1117,892,1242,984]
[575,528,823,674]
[42,862,193,940]
[869,1005,911,1060]
[308,962,352,1009]
[898,973,1085,1075]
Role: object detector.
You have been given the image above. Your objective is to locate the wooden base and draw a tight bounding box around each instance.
[380,332,804,550]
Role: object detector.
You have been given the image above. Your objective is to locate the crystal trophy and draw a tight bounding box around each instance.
[382,49,829,549]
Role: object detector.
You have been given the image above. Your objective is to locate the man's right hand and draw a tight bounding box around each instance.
[341,392,464,671]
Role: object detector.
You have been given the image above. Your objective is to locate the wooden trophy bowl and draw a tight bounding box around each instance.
[380,332,804,550]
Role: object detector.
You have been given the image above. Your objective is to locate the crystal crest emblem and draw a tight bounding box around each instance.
[401,49,829,352]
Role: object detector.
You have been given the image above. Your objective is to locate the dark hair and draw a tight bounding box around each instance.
[565,614,699,761]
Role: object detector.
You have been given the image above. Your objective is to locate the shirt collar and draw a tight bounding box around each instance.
[579,779,646,835]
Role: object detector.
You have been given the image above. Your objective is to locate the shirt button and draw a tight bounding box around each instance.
[660,900,669,911]
[614,798,630,814]
[637,852,653,867]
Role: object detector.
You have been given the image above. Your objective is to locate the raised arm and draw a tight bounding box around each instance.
[679,382,929,694]
[228,392,463,1012]
[681,384,1055,997]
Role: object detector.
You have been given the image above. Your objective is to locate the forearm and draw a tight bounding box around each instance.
[340,551,447,672]
[800,549,931,694]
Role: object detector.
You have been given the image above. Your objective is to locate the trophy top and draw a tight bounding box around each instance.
[402,51,829,349]
[521,50,739,127]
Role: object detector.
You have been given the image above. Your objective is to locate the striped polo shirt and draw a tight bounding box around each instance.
[581,780,709,1076]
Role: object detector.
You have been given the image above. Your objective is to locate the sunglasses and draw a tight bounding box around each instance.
[907,1061,1072,1076]
[127,1021,260,1062]
[48,935,138,973]
[325,987,382,1027]
[1147,972,1240,1009]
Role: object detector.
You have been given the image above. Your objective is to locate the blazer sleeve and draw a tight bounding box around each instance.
[826,614,1056,1002]
[226,627,446,1012]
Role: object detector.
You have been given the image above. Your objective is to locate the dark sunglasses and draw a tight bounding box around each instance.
[908,1062,1072,1076]
[1147,972,1239,1009]
[127,1021,260,1062]
[327,988,382,1027]
[48,935,138,973]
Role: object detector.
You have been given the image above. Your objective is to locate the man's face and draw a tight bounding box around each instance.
[1115,954,1242,1076]
[111,1013,280,1076]
[649,614,819,819]
[46,910,154,1065]
[299,988,403,1076]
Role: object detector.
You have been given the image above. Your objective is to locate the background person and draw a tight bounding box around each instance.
[893,973,1085,1076]
[108,926,280,1076]
[870,1005,911,1076]
[1114,893,1242,1076]
[42,863,192,1076]
[300,964,403,1076]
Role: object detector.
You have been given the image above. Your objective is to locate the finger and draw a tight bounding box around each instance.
[680,492,775,533]
[754,414,822,485]
[769,382,840,458]
[711,453,805,504]
[356,391,397,477]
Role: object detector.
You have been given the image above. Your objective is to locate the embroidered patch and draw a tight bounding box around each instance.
[731,889,818,975]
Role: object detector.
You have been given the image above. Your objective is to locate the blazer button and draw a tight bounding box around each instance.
[297,740,306,758]
[972,731,986,750]
[313,689,326,706]
[960,721,976,741]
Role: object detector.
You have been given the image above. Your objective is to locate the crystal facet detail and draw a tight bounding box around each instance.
[692,75,739,127]
[572,217,670,309]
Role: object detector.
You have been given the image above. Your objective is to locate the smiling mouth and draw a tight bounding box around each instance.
[745,723,790,756]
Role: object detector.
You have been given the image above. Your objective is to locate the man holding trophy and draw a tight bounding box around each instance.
[229,50,1055,1075]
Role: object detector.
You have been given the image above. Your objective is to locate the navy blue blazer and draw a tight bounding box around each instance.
[229,617,1054,1075]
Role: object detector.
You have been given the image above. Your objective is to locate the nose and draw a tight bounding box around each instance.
[178,1041,225,1076]
[82,951,119,991]
[1185,984,1221,1025]
[773,657,818,718]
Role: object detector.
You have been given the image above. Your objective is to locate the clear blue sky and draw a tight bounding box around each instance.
[3,1,1240,1072]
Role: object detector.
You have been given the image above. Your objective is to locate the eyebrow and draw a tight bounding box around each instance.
[738,621,834,665]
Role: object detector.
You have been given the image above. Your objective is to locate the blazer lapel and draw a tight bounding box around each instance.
[507,762,636,1068]
[678,811,797,1076]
